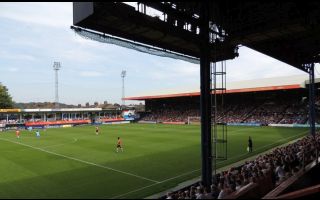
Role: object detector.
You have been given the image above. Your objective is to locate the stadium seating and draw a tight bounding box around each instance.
[142,98,311,125]
[162,133,320,199]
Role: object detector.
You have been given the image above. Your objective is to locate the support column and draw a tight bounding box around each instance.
[200,1,212,188]
[308,63,316,136]
[6,114,9,123]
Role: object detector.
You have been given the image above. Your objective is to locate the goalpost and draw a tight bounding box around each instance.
[187,116,201,125]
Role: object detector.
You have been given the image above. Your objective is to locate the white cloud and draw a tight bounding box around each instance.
[0,2,72,28]
[227,47,306,82]
[144,60,199,81]
[171,62,199,77]
[1,3,317,105]
[0,50,36,61]
[79,71,104,77]
[8,67,19,72]
[60,49,100,62]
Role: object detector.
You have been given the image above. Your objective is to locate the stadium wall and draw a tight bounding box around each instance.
[99,118,125,122]
[102,121,130,125]
[227,123,261,126]
[162,121,186,125]
[25,119,91,127]
[138,120,157,124]
[269,124,320,128]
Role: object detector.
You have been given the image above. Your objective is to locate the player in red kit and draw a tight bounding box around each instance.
[16,129,20,139]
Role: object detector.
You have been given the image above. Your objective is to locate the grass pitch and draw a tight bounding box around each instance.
[0,124,308,198]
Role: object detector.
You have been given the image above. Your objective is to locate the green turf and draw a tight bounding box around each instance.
[0,124,309,199]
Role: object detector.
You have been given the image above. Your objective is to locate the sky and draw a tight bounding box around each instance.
[0,2,319,106]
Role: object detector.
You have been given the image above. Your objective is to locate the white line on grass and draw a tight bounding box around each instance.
[0,138,160,184]
[217,130,309,165]
[158,168,201,183]
[110,130,309,199]
[0,138,78,153]
[110,182,159,199]
[162,130,309,183]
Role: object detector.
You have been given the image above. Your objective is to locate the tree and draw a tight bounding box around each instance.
[0,83,14,108]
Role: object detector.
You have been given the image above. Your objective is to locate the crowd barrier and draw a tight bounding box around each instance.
[162,121,186,125]
[29,126,45,129]
[269,124,320,128]
[61,125,73,128]
[102,121,130,125]
[138,120,157,124]
[46,125,62,129]
[227,123,261,126]
[25,119,91,127]
[123,117,135,121]
[99,118,124,122]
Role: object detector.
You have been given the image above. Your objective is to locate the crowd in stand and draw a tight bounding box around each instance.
[142,108,199,122]
[0,114,121,125]
[0,119,19,124]
[141,99,311,125]
[165,133,320,199]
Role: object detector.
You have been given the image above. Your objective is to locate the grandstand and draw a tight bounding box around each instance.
[2,1,320,199]
[125,75,318,126]
[120,74,320,198]
[0,107,130,131]
[57,1,320,199]
[157,132,320,199]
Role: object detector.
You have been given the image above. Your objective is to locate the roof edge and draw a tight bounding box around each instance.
[124,84,303,100]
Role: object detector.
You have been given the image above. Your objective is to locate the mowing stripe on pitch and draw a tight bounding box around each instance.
[42,138,78,149]
[161,130,308,183]
[110,130,308,198]
[0,138,160,184]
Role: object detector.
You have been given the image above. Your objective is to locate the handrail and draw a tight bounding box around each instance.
[274,184,320,199]
[263,157,320,199]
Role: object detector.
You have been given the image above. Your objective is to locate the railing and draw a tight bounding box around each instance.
[262,157,320,199]
[274,184,320,199]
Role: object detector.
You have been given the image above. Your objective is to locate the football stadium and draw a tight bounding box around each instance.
[0,75,319,199]
[1,2,320,199]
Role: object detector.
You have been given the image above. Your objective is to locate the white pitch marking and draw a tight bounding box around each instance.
[0,138,160,184]
[110,130,309,199]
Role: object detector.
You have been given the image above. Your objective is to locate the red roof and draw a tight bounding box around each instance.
[123,84,302,100]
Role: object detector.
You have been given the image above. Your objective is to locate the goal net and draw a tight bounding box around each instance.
[187,116,201,125]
